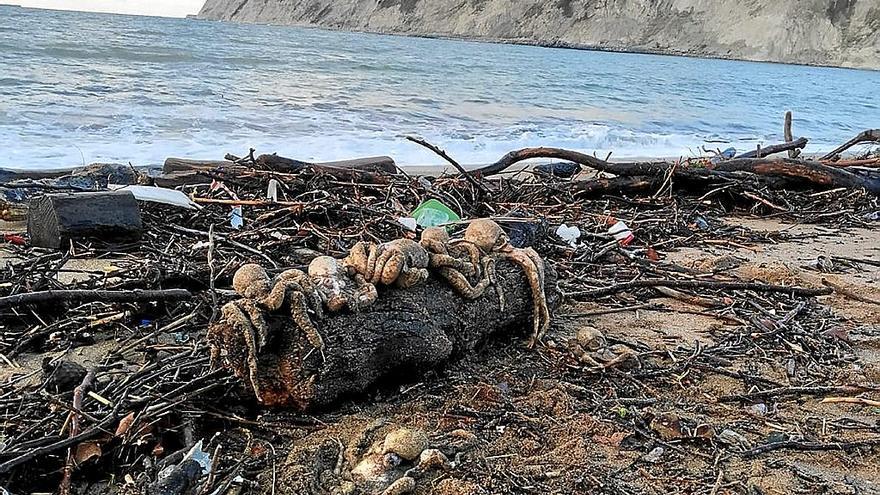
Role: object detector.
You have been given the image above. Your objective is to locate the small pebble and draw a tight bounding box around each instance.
[643,446,665,463]
[748,403,768,416]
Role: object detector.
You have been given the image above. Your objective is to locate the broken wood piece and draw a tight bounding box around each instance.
[163,155,398,183]
[784,111,800,159]
[207,260,558,410]
[820,396,880,407]
[257,154,397,174]
[653,286,731,308]
[27,191,143,249]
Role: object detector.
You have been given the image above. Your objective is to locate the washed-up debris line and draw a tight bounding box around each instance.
[0,128,879,494]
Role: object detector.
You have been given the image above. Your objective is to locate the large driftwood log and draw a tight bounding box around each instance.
[208,260,558,410]
[465,147,880,193]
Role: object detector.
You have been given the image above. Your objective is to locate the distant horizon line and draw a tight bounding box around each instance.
[0,3,203,18]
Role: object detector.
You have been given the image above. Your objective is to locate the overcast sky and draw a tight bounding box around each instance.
[0,0,206,17]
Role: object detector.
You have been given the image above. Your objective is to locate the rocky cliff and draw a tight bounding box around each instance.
[198,0,880,69]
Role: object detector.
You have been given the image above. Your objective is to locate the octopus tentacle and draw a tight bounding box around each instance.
[502,250,548,348]
[221,301,263,400]
[449,239,484,279]
[436,266,491,299]
[288,291,325,350]
[427,252,474,275]
[396,267,429,288]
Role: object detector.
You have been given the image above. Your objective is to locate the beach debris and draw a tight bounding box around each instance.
[3,133,880,493]
[411,199,459,228]
[534,161,581,178]
[266,178,281,201]
[607,219,634,246]
[228,205,243,229]
[642,446,665,463]
[109,184,200,210]
[41,357,87,394]
[27,190,143,249]
[396,216,417,231]
[555,223,581,247]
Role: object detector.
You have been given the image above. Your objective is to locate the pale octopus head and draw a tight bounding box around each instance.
[464,218,508,253]
[421,226,449,245]
[232,263,271,299]
[308,255,340,279]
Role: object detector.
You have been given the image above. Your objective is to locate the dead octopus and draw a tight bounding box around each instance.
[419,226,496,299]
[459,219,550,347]
[343,239,430,288]
[213,258,377,401]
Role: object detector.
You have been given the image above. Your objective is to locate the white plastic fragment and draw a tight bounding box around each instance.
[183,440,213,475]
[229,206,243,229]
[555,224,581,247]
[109,185,200,210]
[397,217,417,231]
[266,179,281,202]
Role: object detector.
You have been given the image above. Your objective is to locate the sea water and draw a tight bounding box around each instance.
[1,5,878,169]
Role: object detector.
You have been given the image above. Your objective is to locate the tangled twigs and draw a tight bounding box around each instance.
[0,288,192,309]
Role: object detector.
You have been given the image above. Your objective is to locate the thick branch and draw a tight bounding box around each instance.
[0,289,192,309]
[820,129,880,161]
[713,158,880,193]
[735,137,808,158]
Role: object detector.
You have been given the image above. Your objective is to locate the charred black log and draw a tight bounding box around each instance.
[208,260,558,410]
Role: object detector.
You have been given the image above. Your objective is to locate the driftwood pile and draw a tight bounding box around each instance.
[0,126,879,493]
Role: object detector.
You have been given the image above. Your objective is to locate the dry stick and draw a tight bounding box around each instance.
[405,136,490,195]
[168,224,277,268]
[59,368,97,495]
[192,197,306,207]
[567,279,831,299]
[821,278,880,306]
[820,129,880,161]
[740,438,880,458]
[821,396,880,407]
[653,286,729,308]
[0,288,192,309]
[718,385,880,403]
[734,137,808,159]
